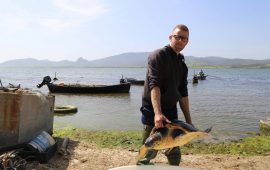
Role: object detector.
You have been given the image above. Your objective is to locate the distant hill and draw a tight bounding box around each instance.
[187,56,270,66]
[88,52,149,67]
[0,58,74,67]
[1,53,270,68]
[0,53,150,67]
[185,56,270,68]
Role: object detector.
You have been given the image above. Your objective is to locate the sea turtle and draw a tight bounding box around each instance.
[137,120,212,161]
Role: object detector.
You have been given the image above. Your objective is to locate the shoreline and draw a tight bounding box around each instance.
[53,127,270,156]
[2,127,269,170]
[47,138,270,170]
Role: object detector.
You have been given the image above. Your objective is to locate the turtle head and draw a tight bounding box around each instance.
[144,132,162,148]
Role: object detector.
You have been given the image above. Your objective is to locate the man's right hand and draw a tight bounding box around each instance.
[154,112,171,128]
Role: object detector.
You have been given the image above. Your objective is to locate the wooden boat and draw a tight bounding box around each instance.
[124,77,145,85]
[197,69,207,80]
[192,75,198,84]
[197,74,207,80]
[47,82,131,93]
[37,76,131,94]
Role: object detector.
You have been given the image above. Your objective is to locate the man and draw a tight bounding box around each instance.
[139,24,192,166]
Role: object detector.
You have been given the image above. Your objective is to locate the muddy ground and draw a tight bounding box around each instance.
[42,140,270,170]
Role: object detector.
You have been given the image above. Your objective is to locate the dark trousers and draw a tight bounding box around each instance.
[141,125,181,166]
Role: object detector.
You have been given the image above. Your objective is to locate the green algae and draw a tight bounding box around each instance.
[53,127,270,156]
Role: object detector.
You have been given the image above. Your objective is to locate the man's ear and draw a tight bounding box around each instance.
[169,35,172,41]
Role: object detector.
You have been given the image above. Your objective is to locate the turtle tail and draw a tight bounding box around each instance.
[204,126,212,133]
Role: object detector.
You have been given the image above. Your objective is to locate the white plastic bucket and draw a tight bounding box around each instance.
[28,131,56,152]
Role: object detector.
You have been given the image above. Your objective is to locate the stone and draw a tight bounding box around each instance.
[259,118,270,136]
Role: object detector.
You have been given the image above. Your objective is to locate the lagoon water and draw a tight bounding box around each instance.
[1,67,270,141]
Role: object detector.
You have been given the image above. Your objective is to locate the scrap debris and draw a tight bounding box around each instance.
[0,150,27,169]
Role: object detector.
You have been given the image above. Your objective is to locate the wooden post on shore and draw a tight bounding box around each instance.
[59,137,69,155]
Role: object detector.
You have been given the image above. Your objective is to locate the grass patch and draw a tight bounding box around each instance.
[53,127,142,149]
[182,135,270,155]
[53,127,270,156]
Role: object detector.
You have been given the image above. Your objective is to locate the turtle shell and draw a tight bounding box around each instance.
[137,121,212,161]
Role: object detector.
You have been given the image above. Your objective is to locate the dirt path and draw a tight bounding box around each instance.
[47,140,270,170]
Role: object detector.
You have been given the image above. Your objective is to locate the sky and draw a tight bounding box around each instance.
[0,0,270,63]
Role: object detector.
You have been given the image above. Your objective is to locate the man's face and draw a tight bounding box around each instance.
[169,28,189,53]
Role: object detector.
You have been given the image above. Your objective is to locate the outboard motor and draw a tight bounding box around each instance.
[120,74,126,84]
[37,76,52,88]
[53,72,58,81]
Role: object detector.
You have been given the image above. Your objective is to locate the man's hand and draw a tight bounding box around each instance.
[150,87,171,128]
[154,112,171,128]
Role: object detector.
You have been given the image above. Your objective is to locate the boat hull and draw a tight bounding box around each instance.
[125,78,145,85]
[47,83,131,93]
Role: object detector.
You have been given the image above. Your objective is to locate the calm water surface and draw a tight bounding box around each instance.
[1,67,270,141]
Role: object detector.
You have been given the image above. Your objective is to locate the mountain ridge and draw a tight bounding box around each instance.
[1,52,270,68]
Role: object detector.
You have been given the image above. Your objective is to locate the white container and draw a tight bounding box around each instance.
[28,131,56,152]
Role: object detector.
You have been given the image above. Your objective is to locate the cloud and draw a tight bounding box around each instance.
[54,0,108,16]
[0,0,109,33]
[39,0,108,31]
[0,4,31,32]
[3,15,29,31]
[39,18,81,32]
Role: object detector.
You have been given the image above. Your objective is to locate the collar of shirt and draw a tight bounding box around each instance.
[165,45,185,62]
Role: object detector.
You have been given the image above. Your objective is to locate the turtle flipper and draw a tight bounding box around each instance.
[137,145,149,161]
